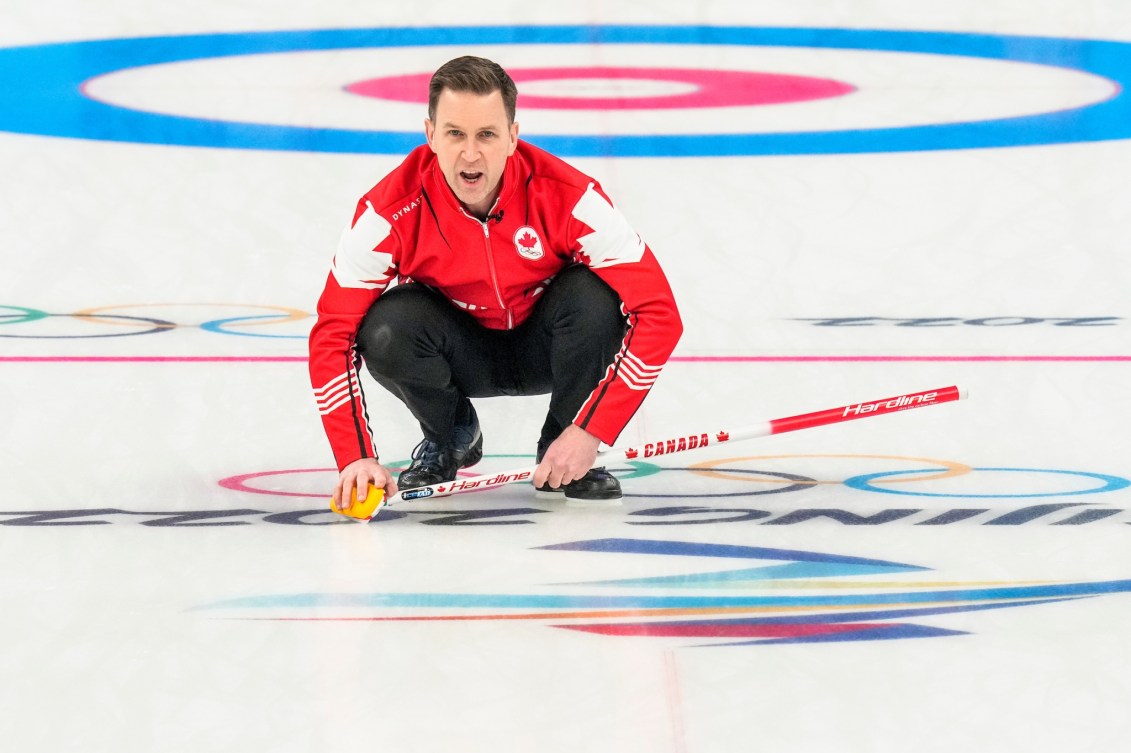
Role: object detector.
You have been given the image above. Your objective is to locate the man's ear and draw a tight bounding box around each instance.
[424,118,436,152]
[508,120,519,155]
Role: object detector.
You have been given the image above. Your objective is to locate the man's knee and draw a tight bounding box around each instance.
[545,266,625,336]
[356,285,447,371]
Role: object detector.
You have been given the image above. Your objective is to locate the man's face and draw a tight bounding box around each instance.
[425,88,519,218]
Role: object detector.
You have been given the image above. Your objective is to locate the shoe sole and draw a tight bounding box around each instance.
[536,490,623,505]
[565,495,623,508]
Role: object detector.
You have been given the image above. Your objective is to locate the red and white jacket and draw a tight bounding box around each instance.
[309,140,682,471]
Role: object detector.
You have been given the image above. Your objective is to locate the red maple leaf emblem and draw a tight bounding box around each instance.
[625,447,639,459]
[518,231,537,249]
[716,431,730,442]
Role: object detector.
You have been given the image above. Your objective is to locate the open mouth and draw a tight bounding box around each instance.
[459,170,484,186]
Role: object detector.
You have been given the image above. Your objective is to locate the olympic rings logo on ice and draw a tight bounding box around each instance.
[686,455,1131,499]
[0,304,311,339]
[5,304,1121,341]
[8,455,1127,528]
[219,454,1131,501]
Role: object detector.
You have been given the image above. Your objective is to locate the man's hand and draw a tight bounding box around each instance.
[533,424,601,489]
[332,457,398,512]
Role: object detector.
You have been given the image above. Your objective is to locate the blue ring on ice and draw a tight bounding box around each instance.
[843,467,1131,498]
[0,26,1129,156]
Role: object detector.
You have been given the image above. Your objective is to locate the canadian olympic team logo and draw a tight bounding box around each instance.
[513,226,545,260]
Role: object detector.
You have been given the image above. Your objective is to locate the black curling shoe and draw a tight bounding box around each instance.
[399,412,483,491]
[536,467,622,504]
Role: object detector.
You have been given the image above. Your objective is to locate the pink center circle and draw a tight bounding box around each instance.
[347,66,855,110]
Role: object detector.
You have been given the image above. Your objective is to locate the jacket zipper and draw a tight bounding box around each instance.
[466,209,513,329]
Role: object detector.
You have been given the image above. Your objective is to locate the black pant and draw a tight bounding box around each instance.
[356,265,626,448]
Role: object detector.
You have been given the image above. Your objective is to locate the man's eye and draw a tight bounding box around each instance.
[448,130,463,137]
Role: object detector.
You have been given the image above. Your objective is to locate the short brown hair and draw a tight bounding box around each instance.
[428,56,517,123]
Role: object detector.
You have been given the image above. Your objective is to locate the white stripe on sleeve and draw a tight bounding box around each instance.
[615,349,662,391]
[314,371,362,415]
